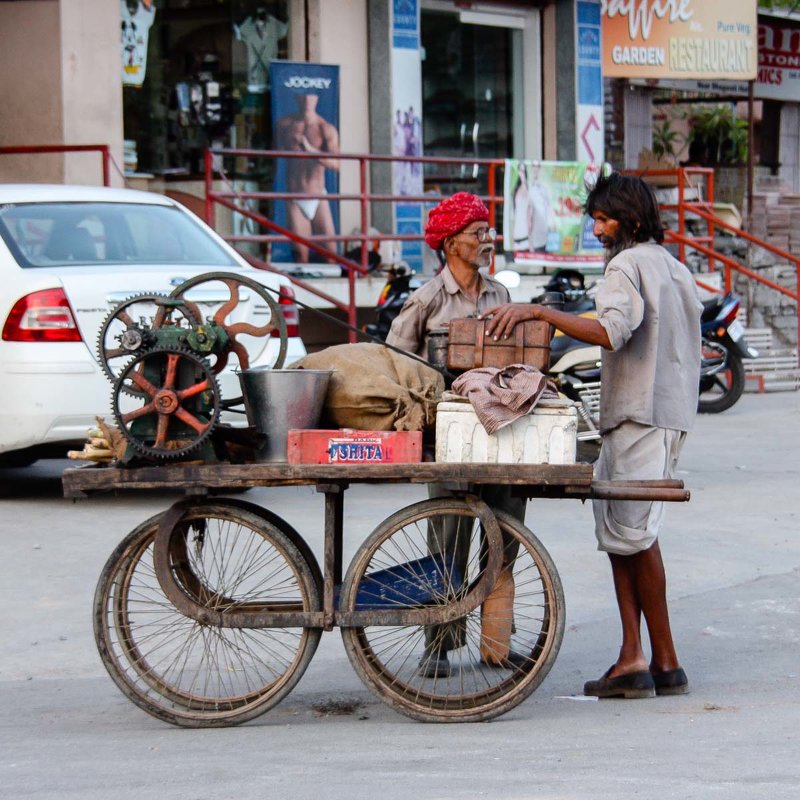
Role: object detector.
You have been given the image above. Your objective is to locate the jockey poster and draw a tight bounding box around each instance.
[270,61,340,265]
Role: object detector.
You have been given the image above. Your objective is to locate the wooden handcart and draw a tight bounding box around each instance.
[63,461,689,727]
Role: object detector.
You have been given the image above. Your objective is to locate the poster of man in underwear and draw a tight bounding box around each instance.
[270,62,340,264]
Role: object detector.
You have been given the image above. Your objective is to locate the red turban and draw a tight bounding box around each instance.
[424,192,489,250]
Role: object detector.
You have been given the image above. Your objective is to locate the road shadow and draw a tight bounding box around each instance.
[0,459,75,499]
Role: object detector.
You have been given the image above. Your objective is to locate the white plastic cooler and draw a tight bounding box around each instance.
[434,398,578,465]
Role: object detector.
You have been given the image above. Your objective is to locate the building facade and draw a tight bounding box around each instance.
[0,0,588,234]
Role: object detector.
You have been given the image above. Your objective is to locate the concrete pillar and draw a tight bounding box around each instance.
[314,0,370,236]
[0,0,123,186]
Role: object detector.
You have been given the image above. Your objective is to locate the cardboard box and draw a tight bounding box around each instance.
[435,399,577,465]
[287,429,423,464]
[447,318,550,372]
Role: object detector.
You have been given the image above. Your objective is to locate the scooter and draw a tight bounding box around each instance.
[363,262,421,342]
[698,292,759,413]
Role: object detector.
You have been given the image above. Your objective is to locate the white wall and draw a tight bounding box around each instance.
[0,2,65,182]
[60,0,125,185]
[312,0,370,235]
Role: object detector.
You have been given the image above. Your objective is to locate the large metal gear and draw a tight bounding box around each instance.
[168,272,288,373]
[112,346,221,461]
[97,293,203,388]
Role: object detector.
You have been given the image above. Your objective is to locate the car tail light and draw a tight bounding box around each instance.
[273,284,300,338]
[2,288,82,342]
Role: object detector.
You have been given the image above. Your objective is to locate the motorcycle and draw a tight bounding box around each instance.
[698,292,759,413]
[363,261,421,342]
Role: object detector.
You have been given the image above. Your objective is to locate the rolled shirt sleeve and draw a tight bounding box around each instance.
[595,264,644,351]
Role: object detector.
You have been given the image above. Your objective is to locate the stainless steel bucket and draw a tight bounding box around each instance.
[238,368,333,462]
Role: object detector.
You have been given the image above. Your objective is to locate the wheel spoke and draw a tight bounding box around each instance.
[174,406,210,434]
[163,353,180,390]
[121,401,157,424]
[128,367,159,397]
[153,412,170,447]
[226,321,275,338]
[212,280,240,324]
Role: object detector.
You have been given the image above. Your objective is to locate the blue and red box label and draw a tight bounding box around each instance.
[287,429,422,464]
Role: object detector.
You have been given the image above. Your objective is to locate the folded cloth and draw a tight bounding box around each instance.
[450,364,558,434]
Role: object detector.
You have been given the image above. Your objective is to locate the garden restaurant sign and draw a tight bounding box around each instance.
[602,0,758,80]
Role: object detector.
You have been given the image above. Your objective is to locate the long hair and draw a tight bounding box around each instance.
[584,172,664,246]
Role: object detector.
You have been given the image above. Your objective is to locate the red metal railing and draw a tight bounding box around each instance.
[628,166,799,358]
[205,151,797,353]
[0,144,111,186]
[204,148,504,340]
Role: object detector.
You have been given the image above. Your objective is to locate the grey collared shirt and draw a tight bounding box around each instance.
[595,242,702,434]
[386,266,510,358]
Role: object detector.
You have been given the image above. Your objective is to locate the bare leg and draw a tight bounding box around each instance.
[632,541,680,673]
[607,553,648,677]
[312,201,337,263]
[286,203,311,263]
[607,541,680,677]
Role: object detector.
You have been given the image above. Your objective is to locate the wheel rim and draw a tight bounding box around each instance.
[168,272,288,372]
[96,293,202,389]
[340,499,564,722]
[94,505,321,726]
[112,347,221,460]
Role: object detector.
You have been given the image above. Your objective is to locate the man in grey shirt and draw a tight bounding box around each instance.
[482,172,701,699]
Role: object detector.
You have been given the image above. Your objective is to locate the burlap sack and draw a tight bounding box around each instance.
[290,343,444,431]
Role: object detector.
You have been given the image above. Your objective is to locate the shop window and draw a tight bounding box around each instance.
[122,0,291,180]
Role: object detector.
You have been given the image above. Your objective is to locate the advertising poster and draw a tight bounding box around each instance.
[576,0,604,164]
[601,0,757,81]
[503,159,604,269]
[269,61,340,264]
[392,0,424,272]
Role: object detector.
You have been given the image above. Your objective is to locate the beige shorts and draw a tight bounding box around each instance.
[593,421,686,555]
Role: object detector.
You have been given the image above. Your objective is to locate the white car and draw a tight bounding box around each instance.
[0,184,306,466]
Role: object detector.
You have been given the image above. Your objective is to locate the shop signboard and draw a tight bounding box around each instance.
[601,0,758,81]
[576,0,604,164]
[757,16,800,101]
[391,0,424,272]
[269,62,340,265]
[503,160,604,269]
[629,14,800,101]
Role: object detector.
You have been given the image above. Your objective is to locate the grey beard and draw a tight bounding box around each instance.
[603,234,637,265]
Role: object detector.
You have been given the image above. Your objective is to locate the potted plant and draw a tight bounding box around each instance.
[686,104,748,207]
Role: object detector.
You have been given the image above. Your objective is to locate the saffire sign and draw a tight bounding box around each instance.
[601,0,757,80]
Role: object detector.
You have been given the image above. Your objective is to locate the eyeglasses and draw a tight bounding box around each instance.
[458,227,497,243]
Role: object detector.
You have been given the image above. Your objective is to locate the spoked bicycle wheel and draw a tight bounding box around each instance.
[339,498,565,722]
[93,501,321,727]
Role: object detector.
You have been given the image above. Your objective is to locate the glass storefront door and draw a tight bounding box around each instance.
[420,4,530,197]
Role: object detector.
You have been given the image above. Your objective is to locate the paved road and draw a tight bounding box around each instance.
[1,392,798,799]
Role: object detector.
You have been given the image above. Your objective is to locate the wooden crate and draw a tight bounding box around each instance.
[287,429,423,464]
[447,318,551,372]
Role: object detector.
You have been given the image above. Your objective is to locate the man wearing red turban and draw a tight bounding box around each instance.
[386,193,528,679]
[387,192,505,358]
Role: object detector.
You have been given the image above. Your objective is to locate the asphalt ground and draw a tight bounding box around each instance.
[1,390,798,799]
